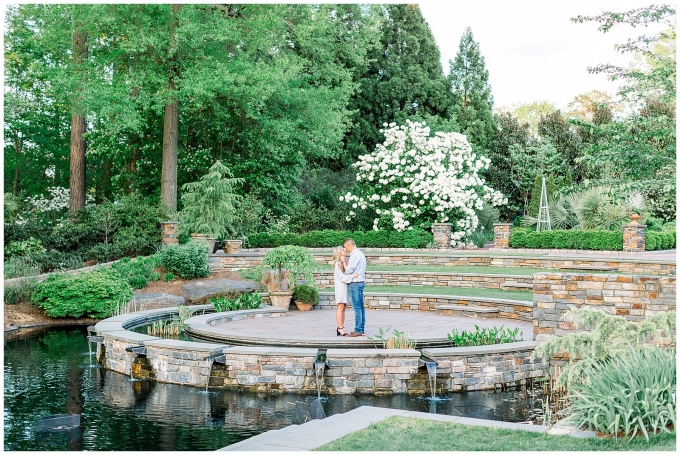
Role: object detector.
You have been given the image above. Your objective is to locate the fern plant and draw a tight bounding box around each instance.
[179,160,243,237]
[534,308,675,387]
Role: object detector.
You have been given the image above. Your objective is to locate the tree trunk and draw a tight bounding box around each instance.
[97,157,113,203]
[13,136,21,196]
[161,4,182,212]
[69,29,88,214]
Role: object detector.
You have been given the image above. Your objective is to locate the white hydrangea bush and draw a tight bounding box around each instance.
[340,121,507,246]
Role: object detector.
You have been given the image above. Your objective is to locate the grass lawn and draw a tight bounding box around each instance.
[315,416,676,452]
[319,264,623,275]
[319,284,533,302]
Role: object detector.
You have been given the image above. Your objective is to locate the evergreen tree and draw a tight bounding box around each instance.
[344,4,455,161]
[448,27,496,149]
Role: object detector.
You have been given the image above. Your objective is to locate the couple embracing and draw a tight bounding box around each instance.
[332,238,366,337]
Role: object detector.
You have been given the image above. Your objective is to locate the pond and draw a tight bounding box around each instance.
[4,326,547,451]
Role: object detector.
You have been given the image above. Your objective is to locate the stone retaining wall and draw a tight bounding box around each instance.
[209,252,675,275]
[325,349,421,394]
[422,341,547,391]
[533,273,676,341]
[208,347,319,393]
[145,339,228,386]
[318,292,533,322]
[313,270,533,289]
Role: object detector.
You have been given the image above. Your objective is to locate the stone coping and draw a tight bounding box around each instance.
[215,249,676,264]
[326,348,421,358]
[184,306,287,327]
[99,330,159,344]
[143,338,228,353]
[318,291,534,306]
[220,405,593,451]
[422,341,542,358]
[223,346,318,356]
[318,270,532,279]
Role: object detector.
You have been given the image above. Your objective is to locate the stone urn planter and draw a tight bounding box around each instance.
[190,233,218,251]
[223,240,243,254]
[294,301,313,311]
[269,291,293,309]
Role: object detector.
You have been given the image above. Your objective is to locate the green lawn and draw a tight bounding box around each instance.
[319,284,533,302]
[319,264,622,275]
[315,416,676,452]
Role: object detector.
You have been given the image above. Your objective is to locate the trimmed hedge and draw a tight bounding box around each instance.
[247,229,433,249]
[509,228,623,251]
[646,230,676,251]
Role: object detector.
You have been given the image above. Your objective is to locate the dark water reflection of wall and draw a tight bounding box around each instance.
[5,326,539,451]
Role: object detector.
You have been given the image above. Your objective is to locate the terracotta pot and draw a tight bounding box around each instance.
[268,291,293,309]
[223,240,243,254]
[294,301,313,311]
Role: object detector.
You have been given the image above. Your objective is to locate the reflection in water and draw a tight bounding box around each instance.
[5,326,541,451]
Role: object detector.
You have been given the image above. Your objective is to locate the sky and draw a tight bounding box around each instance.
[419,0,669,110]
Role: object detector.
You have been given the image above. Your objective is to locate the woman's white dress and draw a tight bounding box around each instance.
[334,262,352,304]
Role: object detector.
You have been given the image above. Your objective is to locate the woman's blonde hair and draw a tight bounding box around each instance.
[332,246,345,272]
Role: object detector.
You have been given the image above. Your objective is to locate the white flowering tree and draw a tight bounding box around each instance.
[340,121,507,246]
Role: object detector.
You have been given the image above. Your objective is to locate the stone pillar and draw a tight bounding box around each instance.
[161,221,179,245]
[493,223,512,249]
[431,223,452,249]
[623,214,646,252]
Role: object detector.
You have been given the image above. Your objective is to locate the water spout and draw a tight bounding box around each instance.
[425,361,437,399]
[314,361,326,398]
[205,358,215,393]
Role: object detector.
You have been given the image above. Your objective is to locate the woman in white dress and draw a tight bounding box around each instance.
[332,246,353,336]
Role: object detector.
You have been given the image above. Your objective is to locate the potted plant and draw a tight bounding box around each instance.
[259,245,319,309]
[179,160,243,251]
[292,285,319,311]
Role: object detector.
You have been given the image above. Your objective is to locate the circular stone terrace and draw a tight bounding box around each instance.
[183,306,533,349]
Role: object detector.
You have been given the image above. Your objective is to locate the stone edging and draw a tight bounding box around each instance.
[220,405,595,451]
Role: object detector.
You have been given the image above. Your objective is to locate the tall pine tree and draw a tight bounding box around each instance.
[344,4,455,161]
[448,27,496,150]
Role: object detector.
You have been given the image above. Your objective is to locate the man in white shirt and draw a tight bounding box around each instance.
[343,238,366,337]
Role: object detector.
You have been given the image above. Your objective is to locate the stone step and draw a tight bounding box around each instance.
[435,305,499,319]
[501,282,533,290]
[559,265,618,271]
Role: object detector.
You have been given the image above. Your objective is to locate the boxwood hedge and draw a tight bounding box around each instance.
[509,228,623,251]
[247,229,433,249]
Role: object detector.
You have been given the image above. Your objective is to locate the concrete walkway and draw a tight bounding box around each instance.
[221,405,595,451]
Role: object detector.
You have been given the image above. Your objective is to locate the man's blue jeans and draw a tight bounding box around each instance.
[349,282,365,334]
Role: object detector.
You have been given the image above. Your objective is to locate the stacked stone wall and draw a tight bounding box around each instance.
[209,252,674,275]
[325,349,421,394]
[317,292,533,322]
[533,273,676,341]
[209,347,318,393]
[313,271,533,289]
[423,342,546,391]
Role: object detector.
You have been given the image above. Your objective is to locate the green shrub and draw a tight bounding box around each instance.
[4,237,45,260]
[32,268,134,318]
[292,284,319,304]
[163,272,176,282]
[3,256,41,279]
[447,325,523,347]
[159,241,210,279]
[4,277,38,305]
[565,346,676,441]
[259,245,320,286]
[211,292,262,312]
[111,254,161,289]
[647,230,675,251]
[29,250,84,274]
[246,229,433,249]
[149,271,161,282]
[509,228,622,250]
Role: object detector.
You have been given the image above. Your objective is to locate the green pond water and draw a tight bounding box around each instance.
[4,325,546,451]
